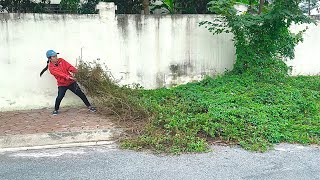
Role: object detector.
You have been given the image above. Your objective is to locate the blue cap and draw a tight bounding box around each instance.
[46,50,59,58]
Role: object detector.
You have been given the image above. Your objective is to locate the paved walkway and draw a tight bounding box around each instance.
[0,108,120,150]
[0,108,115,136]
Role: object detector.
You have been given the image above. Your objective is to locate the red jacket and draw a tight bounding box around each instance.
[48,58,78,87]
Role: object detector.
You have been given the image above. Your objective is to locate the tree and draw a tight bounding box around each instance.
[178,0,211,14]
[258,0,264,14]
[142,0,150,14]
[150,0,272,14]
[60,0,80,13]
[34,0,49,13]
[299,0,319,14]
[200,0,315,80]
[308,0,311,14]
[79,0,143,14]
[0,0,50,13]
[79,0,99,14]
[151,0,211,14]
[111,0,142,14]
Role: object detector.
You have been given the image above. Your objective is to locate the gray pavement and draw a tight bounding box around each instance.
[0,143,319,180]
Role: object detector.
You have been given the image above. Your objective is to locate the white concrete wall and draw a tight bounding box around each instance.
[0,13,236,111]
[1,12,319,111]
[288,22,320,75]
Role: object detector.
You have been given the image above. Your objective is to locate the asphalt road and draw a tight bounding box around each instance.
[0,143,319,180]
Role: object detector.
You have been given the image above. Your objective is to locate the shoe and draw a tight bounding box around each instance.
[88,106,97,112]
[52,110,59,116]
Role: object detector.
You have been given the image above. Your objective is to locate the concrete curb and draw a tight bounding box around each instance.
[0,141,116,153]
[0,128,122,152]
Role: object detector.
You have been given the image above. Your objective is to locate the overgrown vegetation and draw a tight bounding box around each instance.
[76,62,320,153]
[75,61,149,135]
[75,0,319,154]
[127,74,320,152]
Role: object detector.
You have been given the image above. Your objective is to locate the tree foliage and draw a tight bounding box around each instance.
[299,0,319,14]
[151,0,211,14]
[0,0,143,14]
[79,0,142,14]
[0,0,49,13]
[200,0,316,81]
[81,0,212,14]
[60,0,80,13]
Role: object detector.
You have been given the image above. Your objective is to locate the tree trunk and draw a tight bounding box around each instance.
[248,0,253,13]
[308,0,311,15]
[142,0,150,15]
[258,0,264,14]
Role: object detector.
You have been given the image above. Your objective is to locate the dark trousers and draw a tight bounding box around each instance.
[55,82,91,111]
